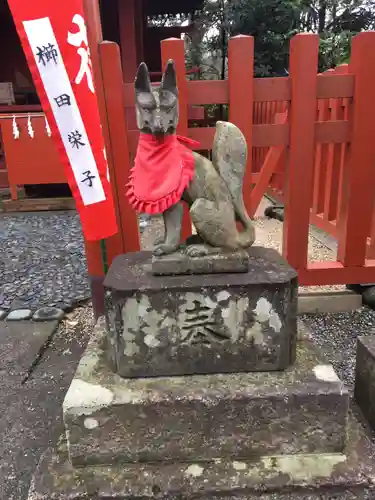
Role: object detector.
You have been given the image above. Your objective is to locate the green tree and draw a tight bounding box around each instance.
[229,0,301,76]
[299,0,375,70]
[188,0,375,77]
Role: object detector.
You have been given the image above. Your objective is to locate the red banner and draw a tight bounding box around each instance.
[8,0,118,241]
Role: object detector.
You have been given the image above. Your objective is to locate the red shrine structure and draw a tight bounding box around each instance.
[0,0,203,197]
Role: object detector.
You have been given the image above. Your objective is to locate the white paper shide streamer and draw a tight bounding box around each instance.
[12,115,20,139]
[45,115,52,137]
[27,114,34,138]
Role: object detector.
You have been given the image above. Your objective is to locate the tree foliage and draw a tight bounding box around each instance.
[185,0,375,77]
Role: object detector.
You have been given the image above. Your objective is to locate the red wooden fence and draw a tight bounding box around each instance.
[116,33,375,286]
[249,33,375,284]
[3,31,375,291]
[255,48,375,280]
[256,66,349,238]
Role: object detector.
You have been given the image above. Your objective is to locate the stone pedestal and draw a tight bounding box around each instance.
[27,249,375,499]
[355,336,375,428]
[63,320,348,467]
[103,247,298,377]
[27,319,375,500]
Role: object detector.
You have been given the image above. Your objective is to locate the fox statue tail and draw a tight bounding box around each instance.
[212,121,255,248]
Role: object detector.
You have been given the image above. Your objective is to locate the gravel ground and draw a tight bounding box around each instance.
[301,307,375,392]
[253,215,345,293]
[253,216,336,263]
[0,211,90,311]
[0,211,156,311]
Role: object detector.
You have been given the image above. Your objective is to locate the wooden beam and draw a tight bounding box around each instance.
[228,35,254,213]
[282,34,319,269]
[118,0,138,83]
[336,32,375,267]
[298,260,375,286]
[99,41,140,256]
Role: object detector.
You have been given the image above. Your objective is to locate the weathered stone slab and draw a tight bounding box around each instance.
[355,336,375,428]
[104,247,298,377]
[0,320,59,379]
[28,412,374,500]
[63,318,348,467]
[298,290,362,315]
[152,248,250,275]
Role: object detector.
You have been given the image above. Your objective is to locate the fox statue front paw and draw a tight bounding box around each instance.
[153,236,165,247]
[185,244,210,257]
[153,243,180,256]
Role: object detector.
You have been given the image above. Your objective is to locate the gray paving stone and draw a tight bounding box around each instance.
[0,307,91,500]
[0,320,59,378]
[33,307,65,322]
[7,309,32,321]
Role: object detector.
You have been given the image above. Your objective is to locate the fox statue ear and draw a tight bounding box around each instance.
[160,60,178,95]
[135,62,152,94]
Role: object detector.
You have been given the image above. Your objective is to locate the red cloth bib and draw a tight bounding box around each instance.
[126,133,199,214]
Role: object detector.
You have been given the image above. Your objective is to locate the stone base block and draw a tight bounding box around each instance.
[152,248,250,275]
[103,247,298,377]
[355,336,375,428]
[27,414,375,500]
[63,318,348,467]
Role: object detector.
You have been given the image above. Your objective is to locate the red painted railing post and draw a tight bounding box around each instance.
[324,96,343,222]
[337,32,375,267]
[228,35,254,213]
[118,0,138,83]
[318,68,338,224]
[161,38,192,241]
[99,41,140,257]
[333,64,349,225]
[253,101,259,172]
[282,34,319,270]
[312,99,330,217]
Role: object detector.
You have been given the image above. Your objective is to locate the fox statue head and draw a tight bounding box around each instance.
[134,60,179,137]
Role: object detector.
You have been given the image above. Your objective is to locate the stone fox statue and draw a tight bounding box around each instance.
[126,60,255,257]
